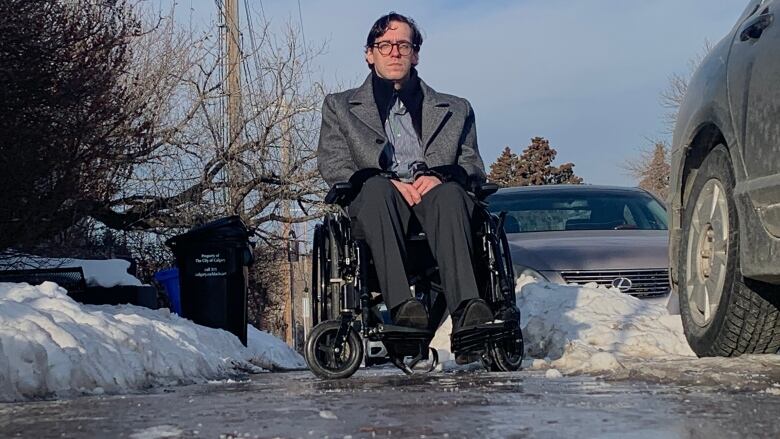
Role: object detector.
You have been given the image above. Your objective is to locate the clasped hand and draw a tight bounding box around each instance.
[390,175,441,206]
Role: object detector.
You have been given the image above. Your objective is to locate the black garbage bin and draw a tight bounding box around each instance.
[165,216,254,345]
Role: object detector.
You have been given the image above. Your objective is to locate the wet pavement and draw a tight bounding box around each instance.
[1,368,779,439]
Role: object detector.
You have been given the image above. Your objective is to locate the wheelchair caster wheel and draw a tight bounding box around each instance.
[487,333,524,372]
[305,320,363,379]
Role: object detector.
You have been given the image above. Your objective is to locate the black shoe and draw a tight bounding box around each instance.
[451,299,493,365]
[451,299,493,334]
[391,298,429,330]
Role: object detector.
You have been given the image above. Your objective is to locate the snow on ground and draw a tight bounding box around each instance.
[2,271,778,402]
[432,276,780,389]
[515,275,696,372]
[0,282,304,402]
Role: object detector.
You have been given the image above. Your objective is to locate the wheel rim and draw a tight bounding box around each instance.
[312,226,321,326]
[318,226,329,322]
[313,327,353,372]
[685,178,729,327]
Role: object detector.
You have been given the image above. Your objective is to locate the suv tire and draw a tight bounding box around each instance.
[679,145,780,356]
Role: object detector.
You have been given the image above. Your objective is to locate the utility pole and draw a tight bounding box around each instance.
[281,99,295,346]
[225,0,243,214]
[287,230,299,350]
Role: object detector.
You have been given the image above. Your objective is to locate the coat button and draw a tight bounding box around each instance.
[375,138,384,144]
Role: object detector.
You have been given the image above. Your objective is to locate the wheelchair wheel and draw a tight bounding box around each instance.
[487,224,524,372]
[305,320,363,379]
[311,225,323,327]
[313,223,340,323]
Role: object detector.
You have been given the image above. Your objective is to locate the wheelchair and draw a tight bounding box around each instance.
[304,177,524,379]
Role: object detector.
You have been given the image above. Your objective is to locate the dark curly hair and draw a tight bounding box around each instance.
[365,12,423,52]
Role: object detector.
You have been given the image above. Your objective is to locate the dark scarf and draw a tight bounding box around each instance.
[372,68,423,139]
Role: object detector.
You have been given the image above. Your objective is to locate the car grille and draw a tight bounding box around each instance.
[560,269,670,297]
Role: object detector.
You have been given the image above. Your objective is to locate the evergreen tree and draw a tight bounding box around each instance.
[518,137,583,185]
[548,162,583,185]
[487,137,582,187]
[487,146,521,187]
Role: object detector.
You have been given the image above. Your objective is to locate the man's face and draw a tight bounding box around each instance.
[365,20,419,82]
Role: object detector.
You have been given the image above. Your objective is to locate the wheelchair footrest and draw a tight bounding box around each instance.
[451,320,521,354]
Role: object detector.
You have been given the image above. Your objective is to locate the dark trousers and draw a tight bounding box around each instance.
[348,176,480,314]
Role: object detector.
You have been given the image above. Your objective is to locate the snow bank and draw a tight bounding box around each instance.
[430,276,693,371]
[432,277,780,388]
[246,325,306,372]
[515,276,695,373]
[0,282,304,402]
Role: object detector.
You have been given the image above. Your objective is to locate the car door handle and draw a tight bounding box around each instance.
[740,13,774,41]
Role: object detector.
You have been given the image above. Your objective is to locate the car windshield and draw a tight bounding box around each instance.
[487,189,668,233]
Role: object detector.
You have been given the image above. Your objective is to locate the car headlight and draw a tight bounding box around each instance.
[513,264,548,282]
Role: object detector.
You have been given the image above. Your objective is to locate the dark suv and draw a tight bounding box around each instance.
[669,0,780,356]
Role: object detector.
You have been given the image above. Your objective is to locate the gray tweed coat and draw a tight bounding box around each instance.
[316,73,486,188]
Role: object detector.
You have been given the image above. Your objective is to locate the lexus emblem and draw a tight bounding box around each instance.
[611,277,633,292]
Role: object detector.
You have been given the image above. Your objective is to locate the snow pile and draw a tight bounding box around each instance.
[246,325,306,371]
[0,282,304,402]
[516,276,696,373]
[430,277,694,371]
[435,277,780,387]
[1,257,142,287]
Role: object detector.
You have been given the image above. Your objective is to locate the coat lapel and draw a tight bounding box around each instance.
[348,75,386,139]
[420,80,451,150]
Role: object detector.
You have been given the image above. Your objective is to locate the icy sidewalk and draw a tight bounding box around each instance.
[0,282,305,402]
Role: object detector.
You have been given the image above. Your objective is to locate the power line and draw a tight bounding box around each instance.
[296,0,308,56]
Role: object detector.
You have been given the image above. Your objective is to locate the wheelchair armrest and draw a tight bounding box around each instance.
[473,182,499,201]
[324,182,354,206]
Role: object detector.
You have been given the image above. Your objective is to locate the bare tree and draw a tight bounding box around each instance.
[659,40,713,133]
[624,141,671,200]
[107,8,328,336]
[84,9,328,245]
[624,41,713,196]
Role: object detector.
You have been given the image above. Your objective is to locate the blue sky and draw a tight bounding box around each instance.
[155,0,745,186]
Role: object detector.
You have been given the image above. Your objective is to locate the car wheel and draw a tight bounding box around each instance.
[678,145,780,356]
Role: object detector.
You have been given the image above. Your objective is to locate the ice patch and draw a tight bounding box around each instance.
[129,425,183,439]
[319,410,338,420]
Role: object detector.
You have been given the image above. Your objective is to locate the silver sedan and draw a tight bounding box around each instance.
[487,185,670,299]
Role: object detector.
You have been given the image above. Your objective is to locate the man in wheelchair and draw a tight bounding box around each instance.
[306,12,523,379]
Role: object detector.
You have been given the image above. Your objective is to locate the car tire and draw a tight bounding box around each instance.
[678,145,780,357]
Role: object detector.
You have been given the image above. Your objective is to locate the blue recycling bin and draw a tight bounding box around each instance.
[154,268,182,315]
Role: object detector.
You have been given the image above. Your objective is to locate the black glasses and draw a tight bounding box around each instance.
[370,41,417,56]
